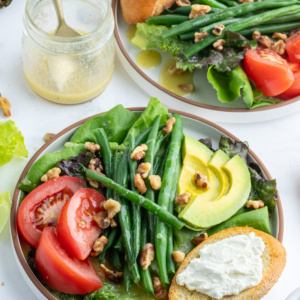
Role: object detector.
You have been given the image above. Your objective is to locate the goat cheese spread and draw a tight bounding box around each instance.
[176,233,265,299]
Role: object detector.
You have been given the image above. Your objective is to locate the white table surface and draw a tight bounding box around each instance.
[1,2,300,300]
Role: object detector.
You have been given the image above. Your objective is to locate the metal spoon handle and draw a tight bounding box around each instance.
[52,0,65,25]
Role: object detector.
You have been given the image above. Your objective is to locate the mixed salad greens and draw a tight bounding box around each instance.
[17,98,278,299]
[130,0,300,108]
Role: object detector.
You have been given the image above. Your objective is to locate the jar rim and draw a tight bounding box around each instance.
[25,0,112,43]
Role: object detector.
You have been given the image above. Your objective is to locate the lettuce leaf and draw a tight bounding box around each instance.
[0,120,28,166]
[70,105,137,144]
[0,191,11,234]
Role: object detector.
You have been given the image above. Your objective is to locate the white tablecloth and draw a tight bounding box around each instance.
[1,2,299,299]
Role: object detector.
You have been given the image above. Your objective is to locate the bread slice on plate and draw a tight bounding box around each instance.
[169,227,286,300]
[121,0,176,24]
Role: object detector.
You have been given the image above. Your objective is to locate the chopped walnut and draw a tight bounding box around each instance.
[148,175,162,190]
[238,0,253,2]
[93,211,111,229]
[213,39,225,51]
[246,200,265,210]
[175,192,191,205]
[134,173,147,194]
[153,277,168,299]
[131,144,148,161]
[191,232,208,246]
[84,142,100,152]
[140,243,155,270]
[41,167,61,182]
[173,251,185,263]
[162,117,176,135]
[176,0,191,7]
[194,172,210,189]
[0,95,11,117]
[189,4,211,19]
[137,162,152,179]
[93,236,108,253]
[272,32,288,41]
[212,24,225,36]
[100,264,123,283]
[110,218,117,228]
[103,199,121,219]
[258,35,273,48]
[43,133,55,142]
[167,65,185,75]
[87,158,105,189]
[271,39,285,55]
[194,31,208,43]
[252,30,261,41]
[178,83,194,94]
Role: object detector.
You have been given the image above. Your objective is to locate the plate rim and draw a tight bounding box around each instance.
[112,0,300,113]
[10,107,284,300]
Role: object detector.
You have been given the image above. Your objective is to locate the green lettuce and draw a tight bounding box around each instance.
[70,105,137,144]
[0,191,11,234]
[0,120,28,166]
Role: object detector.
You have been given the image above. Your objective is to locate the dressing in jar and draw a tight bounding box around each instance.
[23,0,115,104]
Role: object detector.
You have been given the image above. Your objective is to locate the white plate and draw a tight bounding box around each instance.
[113,0,300,123]
[11,108,283,299]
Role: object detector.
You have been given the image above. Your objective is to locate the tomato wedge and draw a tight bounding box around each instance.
[36,227,103,294]
[286,33,300,63]
[17,176,86,247]
[278,62,300,100]
[244,48,294,96]
[57,188,106,260]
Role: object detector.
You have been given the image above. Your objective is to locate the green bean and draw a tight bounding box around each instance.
[166,156,181,275]
[199,0,227,9]
[139,216,154,295]
[155,113,183,284]
[112,249,122,270]
[264,13,300,24]
[114,235,124,251]
[238,22,300,37]
[135,125,164,146]
[93,128,113,199]
[154,142,170,177]
[154,132,170,159]
[180,17,242,40]
[218,0,239,7]
[114,151,140,283]
[83,167,185,230]
[124,263,133,292]
[184,4,300,58]
[128,132,141,261]
[161,0,299,39]
[98,228,119,263]
[145,115,162,245]
[165,6,221,15]
[146,15,189,25]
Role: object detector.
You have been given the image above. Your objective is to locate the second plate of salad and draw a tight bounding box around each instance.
[113,0,300,122]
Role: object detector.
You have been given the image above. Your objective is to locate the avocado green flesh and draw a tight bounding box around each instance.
[179,155,251,229]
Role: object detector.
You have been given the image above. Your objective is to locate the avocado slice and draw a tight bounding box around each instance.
[179,155,251,229]
[177,136,222,213]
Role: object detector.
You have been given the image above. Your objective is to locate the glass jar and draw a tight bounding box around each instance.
[23,0,115,104]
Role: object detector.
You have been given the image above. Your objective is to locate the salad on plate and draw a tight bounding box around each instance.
[121,0,300,108]
[16,98,280,299]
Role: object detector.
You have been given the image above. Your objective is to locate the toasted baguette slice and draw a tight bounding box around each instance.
[121,0,176,24]
[169,227,286,300]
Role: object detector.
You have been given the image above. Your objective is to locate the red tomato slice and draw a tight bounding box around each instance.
[278,62,300,100]
[244,48,294,96]
[56,188,106,260]
[36,227,103,294]
[286,33,300,63]
[17,176,86,247]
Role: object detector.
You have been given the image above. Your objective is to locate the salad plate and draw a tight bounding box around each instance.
[10,106,283,299]
[113,0,300,123]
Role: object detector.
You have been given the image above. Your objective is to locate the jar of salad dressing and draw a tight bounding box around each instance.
[23,0,114,104]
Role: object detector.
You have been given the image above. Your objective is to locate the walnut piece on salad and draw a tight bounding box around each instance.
[0,94,11,117]
[41,167,61,182]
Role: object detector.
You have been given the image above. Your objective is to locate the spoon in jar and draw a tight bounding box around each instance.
[52,0,81,37]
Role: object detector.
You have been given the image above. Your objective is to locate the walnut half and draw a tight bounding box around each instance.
[41,167,61,182]
[140,243,155,270]
[100,264,123,283]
